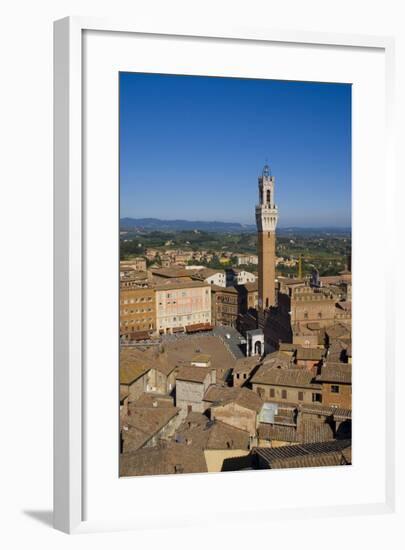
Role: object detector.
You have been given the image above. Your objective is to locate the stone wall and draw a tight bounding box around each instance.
[211,402,257,436]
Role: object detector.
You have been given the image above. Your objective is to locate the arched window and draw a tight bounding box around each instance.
[266,189,271,203]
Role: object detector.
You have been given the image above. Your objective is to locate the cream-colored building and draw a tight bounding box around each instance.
[194,268,226,287]
[155,280,212,334]
[234,269,257,285]
[235,254,258,266]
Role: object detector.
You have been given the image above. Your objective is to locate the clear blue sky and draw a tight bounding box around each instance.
[120,73,351,227]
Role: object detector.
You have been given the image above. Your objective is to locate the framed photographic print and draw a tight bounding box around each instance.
[118,72,353,477]
[54,17,397,534]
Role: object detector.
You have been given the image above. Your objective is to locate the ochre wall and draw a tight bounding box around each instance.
[204,449,250,472]
[322,382,351,409]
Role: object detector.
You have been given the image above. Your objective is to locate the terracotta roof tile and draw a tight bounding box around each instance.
[300,403,351,419]
[259,419,335,445]
[326,324,351,341]
[270,452,347,469]
[296,347,326,361]
[120,348,153,385]
[175,415,251,451]
[176,366,211,383]
[204,386,263,412]
[251,366,320,389]
[122,406,179,453]
[258,423,297,442]
[253,439,351,469]
[120,442,207,476]
[233,356,261,374]
[296,420,335,444]
[317,363,352,384]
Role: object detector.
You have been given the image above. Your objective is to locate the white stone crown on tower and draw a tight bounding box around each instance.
[256,163,278,232]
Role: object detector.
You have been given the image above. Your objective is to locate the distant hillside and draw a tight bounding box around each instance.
[276,226,351,236]
[120,217,350,236]
[120,217,256,233]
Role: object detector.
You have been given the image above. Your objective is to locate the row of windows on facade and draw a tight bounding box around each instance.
[159,296,208,307]
[158,310,210,318]
[120,318,154,326]
[158,300,209,308]
[218,296,238,304]
[160,314,210,324]
[255,386,333,402]
[121,325,154,332]
[120,282,149,288]
[302,311,324,319]
[120,307,153,315]
[121,296,153,304]
[220,306,237,314]
[161,290,210,299]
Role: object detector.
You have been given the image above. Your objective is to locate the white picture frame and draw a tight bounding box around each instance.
[54,16,397,534]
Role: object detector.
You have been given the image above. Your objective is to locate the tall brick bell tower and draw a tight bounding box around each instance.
[255,163,278,327]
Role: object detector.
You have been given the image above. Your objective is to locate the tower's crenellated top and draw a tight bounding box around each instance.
[256,162,278,232]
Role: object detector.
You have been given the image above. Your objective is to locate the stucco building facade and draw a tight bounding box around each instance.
[120,286,156,340]
[155,280,211,334]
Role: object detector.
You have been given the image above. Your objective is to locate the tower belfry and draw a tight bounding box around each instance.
[256,163,278,319]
